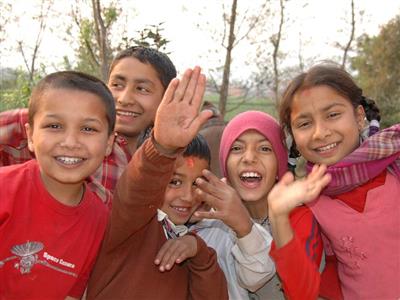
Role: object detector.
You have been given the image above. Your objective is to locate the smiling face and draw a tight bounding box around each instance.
[161,156,209,225]
[290,85,365,166]
[26,88,114,201]
[226,129,278,204]
[108,57,165,141]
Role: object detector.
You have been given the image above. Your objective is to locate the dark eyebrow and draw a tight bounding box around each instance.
[293,102,347,121]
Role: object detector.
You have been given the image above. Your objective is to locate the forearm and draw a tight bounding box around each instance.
[270,235,320,300]
[270,207,323,300]
[109,138,176,242]
[188,233,229,300]
[233,223,275,292]
[269,213,294,248]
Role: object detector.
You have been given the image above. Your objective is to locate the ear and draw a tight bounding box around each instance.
[25,123,35,152]
[355,105,366,132]
[105,133,115,156]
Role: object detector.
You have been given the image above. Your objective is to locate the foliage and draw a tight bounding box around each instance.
[71,1,170,80]
[351,15,400,127]
[0,67,45,111]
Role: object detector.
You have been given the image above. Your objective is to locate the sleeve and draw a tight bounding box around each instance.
[0,108,33,166]
[269,206,322,300]
[232,223,276,292]
[319,234,343,300]
[187,232,229,300]
[105,138,177,248]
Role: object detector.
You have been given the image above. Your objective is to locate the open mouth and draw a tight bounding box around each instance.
[240,171,262,183]
[116,110,141,117]
[171,206,191,213]
[55,156,85,165]
[315,142,338,153]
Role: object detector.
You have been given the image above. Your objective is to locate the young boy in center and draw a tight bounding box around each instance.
[0,71,115,299]
[87,67,228,300]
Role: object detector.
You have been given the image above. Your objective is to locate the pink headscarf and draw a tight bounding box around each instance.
[219,111,288,179]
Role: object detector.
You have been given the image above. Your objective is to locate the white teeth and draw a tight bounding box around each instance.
[56,156,83,165]
[316,143,337,152]
[174,207,189,212]
[117,111,139,117]
[240,172,261,178]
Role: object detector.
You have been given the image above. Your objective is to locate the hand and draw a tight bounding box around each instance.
[268,164,331,219]
[153,66,213,153]
[154,235,198,272]
[194,169,253,238]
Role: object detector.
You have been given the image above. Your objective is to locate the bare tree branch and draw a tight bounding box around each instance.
[341,0,355,68]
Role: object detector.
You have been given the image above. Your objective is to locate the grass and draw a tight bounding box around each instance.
[203,93,278,122]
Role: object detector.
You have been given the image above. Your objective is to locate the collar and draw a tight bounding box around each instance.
[157,209,188,239]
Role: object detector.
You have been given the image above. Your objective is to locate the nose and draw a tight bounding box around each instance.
[313,120,332,140]
[242,148,257,163]
[179,185,195,204]
[59,130,81,149]
[116,88,135,106]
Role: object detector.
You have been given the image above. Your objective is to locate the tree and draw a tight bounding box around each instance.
[270,0,285,102]
[69,0,170,80]
[17,0,53,86]
[351,15,400,127]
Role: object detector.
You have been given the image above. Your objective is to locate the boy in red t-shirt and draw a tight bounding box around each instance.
[0,71,115,299]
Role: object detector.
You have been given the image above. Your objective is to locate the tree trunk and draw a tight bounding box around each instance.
[219,0,237,118]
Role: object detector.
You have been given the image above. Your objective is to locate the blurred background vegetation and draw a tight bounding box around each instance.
[0,0,399,126]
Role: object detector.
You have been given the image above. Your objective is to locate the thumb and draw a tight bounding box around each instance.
[189,110,213,131]
[278,171,294,186]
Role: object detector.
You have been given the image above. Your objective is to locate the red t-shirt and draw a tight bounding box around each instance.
[0,160,109,299]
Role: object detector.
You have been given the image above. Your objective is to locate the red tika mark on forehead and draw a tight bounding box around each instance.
[185,157,195,168]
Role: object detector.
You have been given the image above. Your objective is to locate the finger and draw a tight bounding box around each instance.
[278,171,295,186]
[186,109,212,133]
[173,69,193,102]
[161,78,180,105]
[190,72,206,106]
[154,240,172,266]
[221,177,228,184]
[194,209,223,220]
[195,188,216,208]
[182,66,201,103]
[201,169,221,184]
[195,176,224,200]
[158,243,178,272]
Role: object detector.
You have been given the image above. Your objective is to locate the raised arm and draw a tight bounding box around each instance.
[267,164,331,299]
[107,67,212,248]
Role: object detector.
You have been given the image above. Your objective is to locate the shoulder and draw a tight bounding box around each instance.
[0,108,28,125]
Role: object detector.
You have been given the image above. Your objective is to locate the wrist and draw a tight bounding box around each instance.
[151,131,184,157]
[234,218,253,238]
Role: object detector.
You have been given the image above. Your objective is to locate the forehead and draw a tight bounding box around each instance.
[291,85,352,117]
[174,156,208,177]
[235,129,270,144]
[109,57,162,84]
[35,88,107,118]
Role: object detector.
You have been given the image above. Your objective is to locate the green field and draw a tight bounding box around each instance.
[203,93,278,122]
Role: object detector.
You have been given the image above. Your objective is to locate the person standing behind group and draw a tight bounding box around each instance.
[278,63,400,299]
[194,111,330,299]
[0,46,176,206]
[0,71,115,299]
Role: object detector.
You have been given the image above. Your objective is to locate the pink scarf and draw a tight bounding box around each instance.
[307,123,400,196]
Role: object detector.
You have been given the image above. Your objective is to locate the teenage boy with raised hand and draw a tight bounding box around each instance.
[87,67,228,300]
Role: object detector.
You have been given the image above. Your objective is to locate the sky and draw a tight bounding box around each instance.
[1,0,400,81]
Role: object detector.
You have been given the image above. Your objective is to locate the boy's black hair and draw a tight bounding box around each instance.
[109,46,177,91]
[137,126,211,166]
[29,71,116,135]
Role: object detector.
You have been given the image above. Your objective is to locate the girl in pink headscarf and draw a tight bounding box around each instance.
[195,110,331,300]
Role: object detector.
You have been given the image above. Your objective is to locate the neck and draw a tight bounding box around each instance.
[40,174,85,206]
[244,198,269,220]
